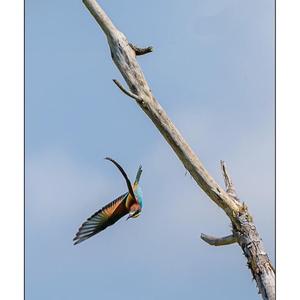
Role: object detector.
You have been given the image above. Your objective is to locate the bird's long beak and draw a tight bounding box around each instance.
[126,211,141,220]
[132,212,141,218]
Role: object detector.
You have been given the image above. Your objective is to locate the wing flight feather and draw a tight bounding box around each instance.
[73,192,128,245]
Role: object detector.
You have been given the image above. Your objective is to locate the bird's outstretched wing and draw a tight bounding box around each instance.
[73,192,129,245]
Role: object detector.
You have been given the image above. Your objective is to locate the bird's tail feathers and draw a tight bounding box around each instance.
[105,157,135,199]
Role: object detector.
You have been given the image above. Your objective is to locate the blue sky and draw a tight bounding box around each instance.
[25,1,274,299]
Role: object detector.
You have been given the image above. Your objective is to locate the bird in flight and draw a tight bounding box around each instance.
[73,157,143,245]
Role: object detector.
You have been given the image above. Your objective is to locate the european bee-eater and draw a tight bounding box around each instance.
[73,157,143,245]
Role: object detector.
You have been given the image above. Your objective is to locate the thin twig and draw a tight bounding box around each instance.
[112,79,142,102]
[221,160,239,201]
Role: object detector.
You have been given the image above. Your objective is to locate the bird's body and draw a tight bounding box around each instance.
[73,158,143,245]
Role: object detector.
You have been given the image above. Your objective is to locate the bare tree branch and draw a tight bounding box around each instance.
[221,160,239,200]
[202,161,237,246]
[82,1,275,299]
[83,0,242,226]
[201,233,237,246]
[129,43,153,56]
[112,79,142,102]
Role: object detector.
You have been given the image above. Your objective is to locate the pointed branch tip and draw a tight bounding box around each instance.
[201,233,237,246]
[112,79,142,101]
[220,160,239,201]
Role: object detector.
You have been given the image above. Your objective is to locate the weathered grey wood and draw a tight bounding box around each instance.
[201,161,275,299]
[221,160,239,201]
[201,233,237,246]
[82,1,275,299]
[235,214,275,300]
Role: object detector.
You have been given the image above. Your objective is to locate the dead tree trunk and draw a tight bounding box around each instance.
[82,1,275,299]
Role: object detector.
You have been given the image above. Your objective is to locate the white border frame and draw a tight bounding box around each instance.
[0,1,24,299]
